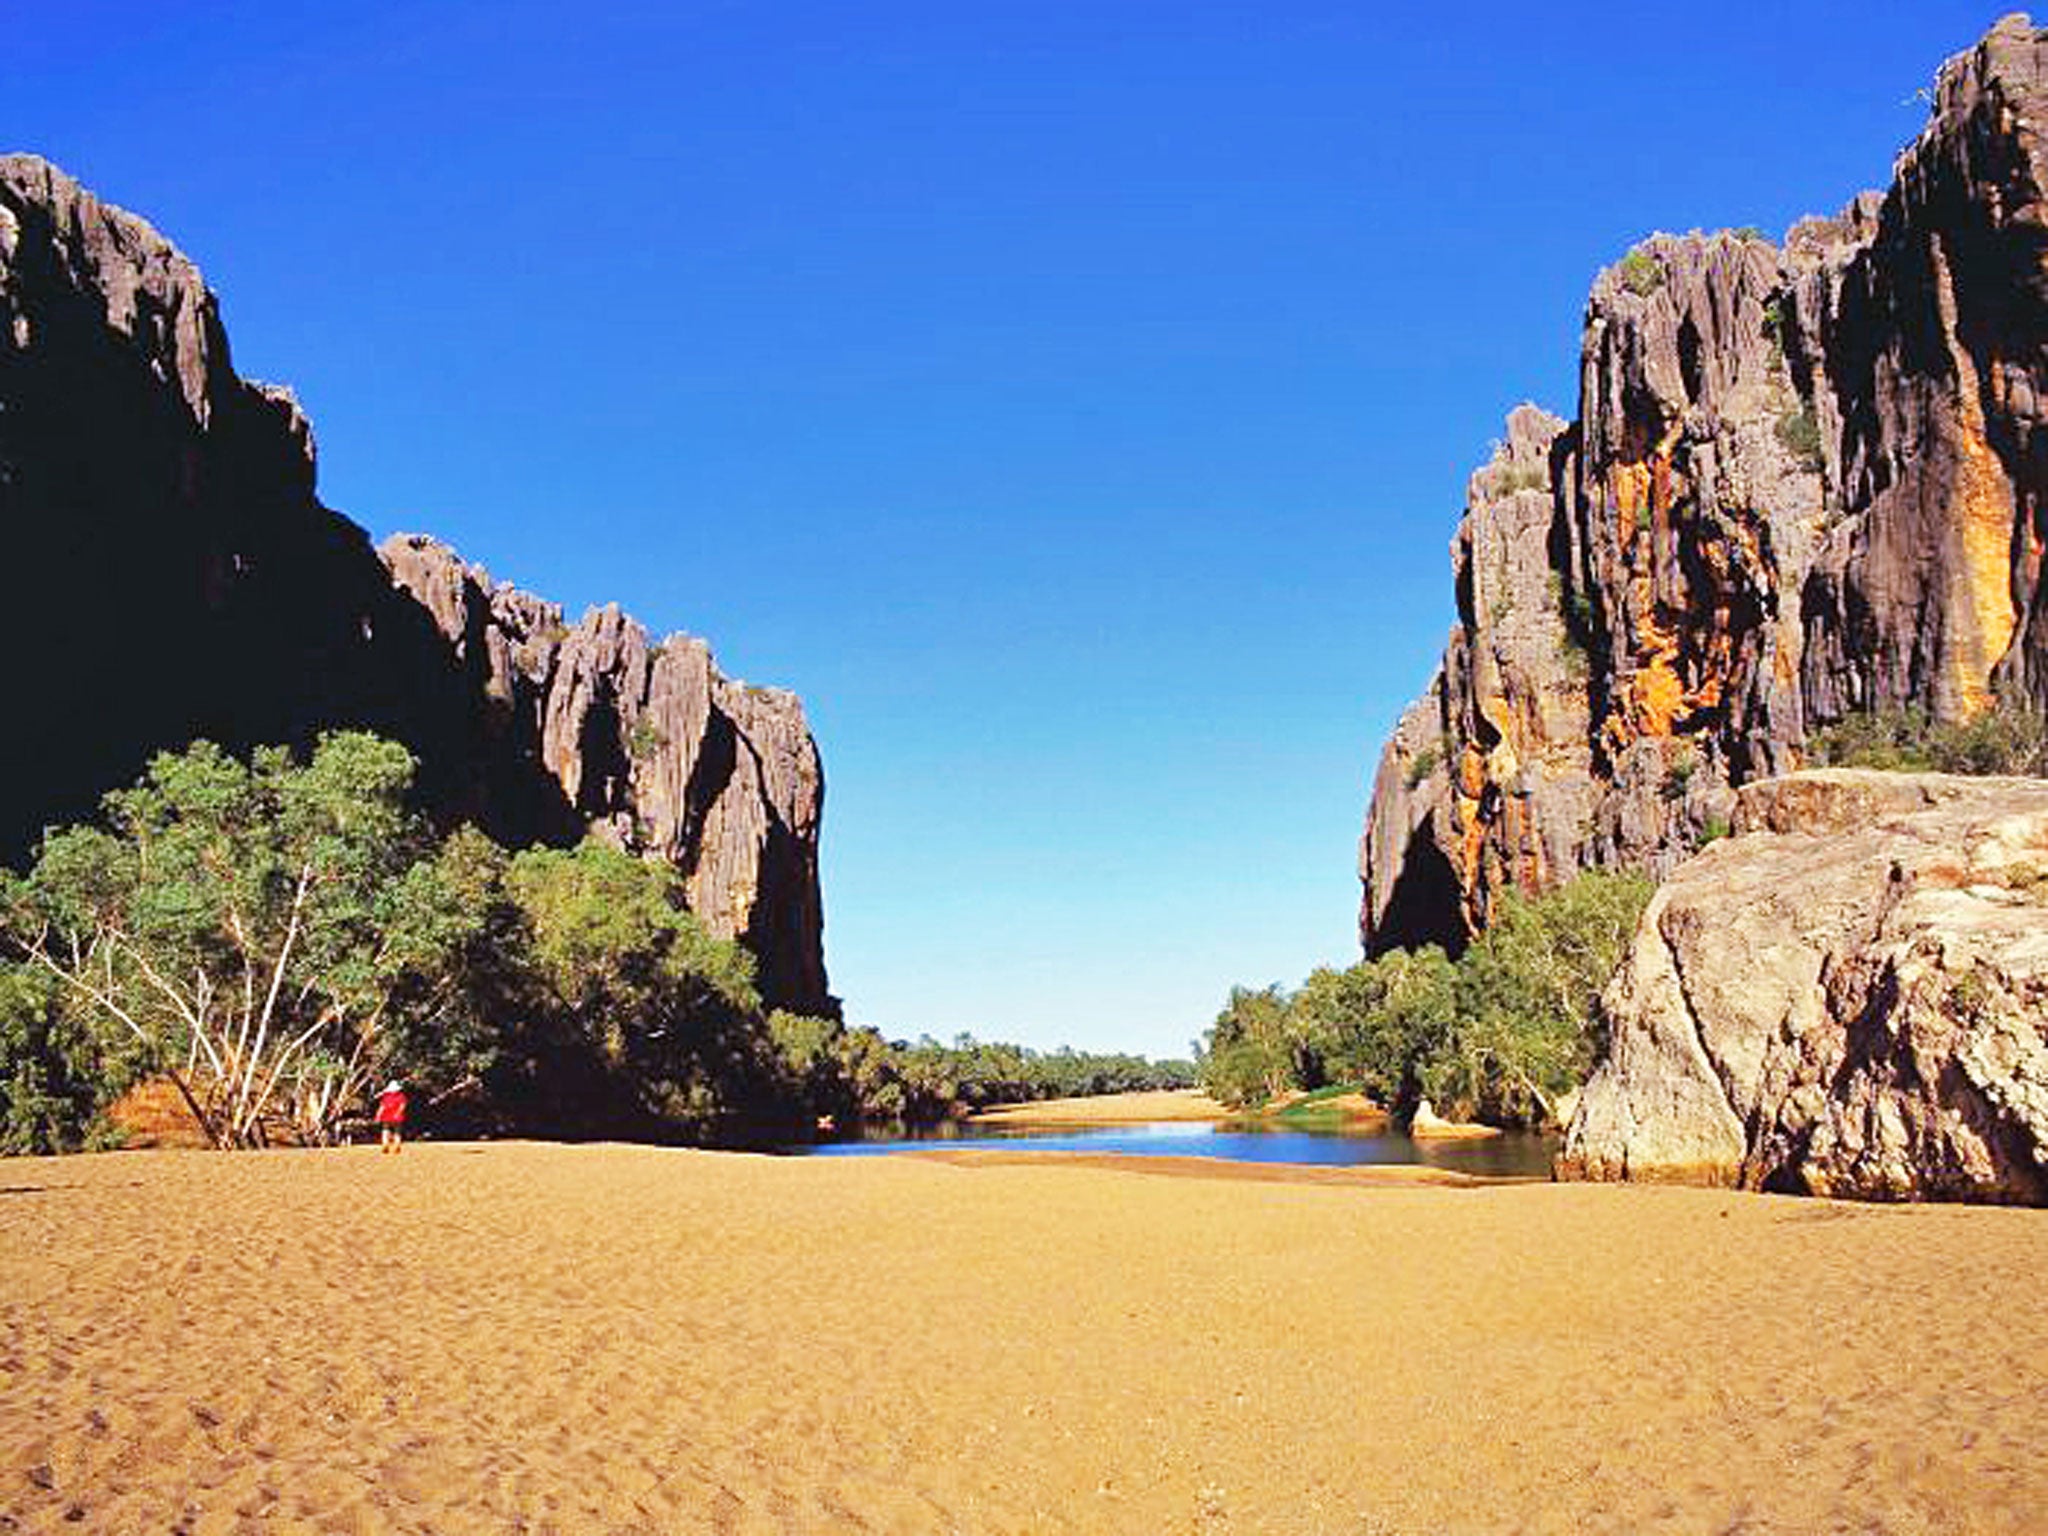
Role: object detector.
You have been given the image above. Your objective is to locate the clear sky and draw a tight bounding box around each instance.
[13,0,2007,1057]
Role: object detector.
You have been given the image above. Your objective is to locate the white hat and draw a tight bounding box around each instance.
[384,1081,404,1094]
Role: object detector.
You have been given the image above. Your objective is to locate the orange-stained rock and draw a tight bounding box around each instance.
[1362,16,2048,957]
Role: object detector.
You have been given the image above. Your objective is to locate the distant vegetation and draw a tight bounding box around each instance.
[0,734,1191,1154]
[830,1036,1197,1126]
[1808,699,2047,777]
[1198,871,1652,1128]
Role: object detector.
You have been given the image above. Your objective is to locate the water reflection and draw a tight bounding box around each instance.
[795,1119,1557,1179]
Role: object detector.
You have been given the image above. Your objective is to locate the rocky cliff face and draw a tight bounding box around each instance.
[0,153,830,1014]
[380,537,827,1011]
[1362,15,2048,953]
[1557,770,2048,1203]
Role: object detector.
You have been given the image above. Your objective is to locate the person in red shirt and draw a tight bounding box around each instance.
[374,1080,409,1154]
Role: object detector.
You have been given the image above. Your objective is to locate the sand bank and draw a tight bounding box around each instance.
[3,1143,2044,1533]
[967,1087,1233,1125]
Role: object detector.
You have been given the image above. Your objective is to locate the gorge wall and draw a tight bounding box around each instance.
[0,153,830,1015]
[1362,15,2048,956]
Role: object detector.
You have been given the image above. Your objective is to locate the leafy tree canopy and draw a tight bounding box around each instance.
[1197,870,1653,1125]
[1,735,1203,1154]
[0,733,476,1147]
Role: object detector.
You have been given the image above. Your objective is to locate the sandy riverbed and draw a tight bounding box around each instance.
[2,1142,2043,1533]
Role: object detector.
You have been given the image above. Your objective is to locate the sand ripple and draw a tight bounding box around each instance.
[2,1144,2044,1532]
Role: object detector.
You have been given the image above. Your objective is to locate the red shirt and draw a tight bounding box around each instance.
[375,1088,409,1126]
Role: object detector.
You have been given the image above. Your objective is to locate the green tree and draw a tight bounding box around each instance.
[0,962,128,1154]
[370,826,540,1131]
[1433,871,1652,1124]
[1198,984,1297,1107]
[0,734,476,1148]
[501,840,775,1139]
[767,1008,857,1124]
[1292,945,1457,1110]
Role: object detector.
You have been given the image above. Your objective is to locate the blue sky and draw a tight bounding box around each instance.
[14,0,2005,1057]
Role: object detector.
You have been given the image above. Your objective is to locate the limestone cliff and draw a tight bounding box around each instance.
[1557,770,2048,1203]
[1363,15,2048,953]
[380,538,827,1011]
[0,153,831,1014]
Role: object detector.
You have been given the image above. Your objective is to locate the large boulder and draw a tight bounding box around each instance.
[1557,769,2048,1202]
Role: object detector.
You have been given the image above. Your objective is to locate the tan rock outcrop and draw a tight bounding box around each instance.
[1557,770,2048,1202]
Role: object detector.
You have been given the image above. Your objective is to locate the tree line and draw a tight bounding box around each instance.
[1198,871,1652,1127]
[0,733,1190,1153]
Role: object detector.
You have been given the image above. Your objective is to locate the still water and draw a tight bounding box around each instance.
[797,1119,1557,1179]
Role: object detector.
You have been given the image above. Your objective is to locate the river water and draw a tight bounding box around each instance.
[795,1119,1557,1179]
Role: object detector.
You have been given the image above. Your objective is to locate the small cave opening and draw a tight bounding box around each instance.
[1368,818,1470,960]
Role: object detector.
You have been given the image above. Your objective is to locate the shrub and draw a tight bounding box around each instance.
[1810,699,2047,777]
[1617,249,1663,297]
[1948,966,1993,1025]
[1776,402,1825,471]
[1808,707,1937,771]
[1761,298,1788,372]
[1930,699,2048,776]
[1661,752,1698,804]
[628,718,668,761]
[1547,574,1594,680]
[1403,740,1445,790]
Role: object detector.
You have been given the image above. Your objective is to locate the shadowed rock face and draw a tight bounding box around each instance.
[1362,16,2048,955]
[380,538,828,1013]
[0,153,830,1016]
[1557,770,2048,1203]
